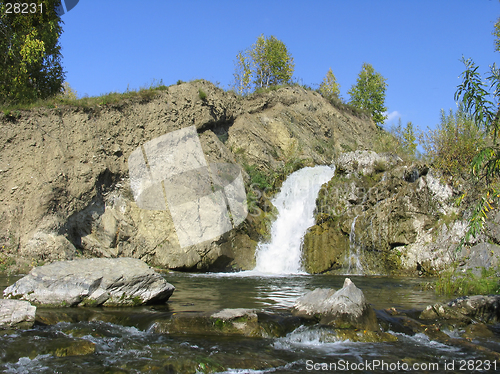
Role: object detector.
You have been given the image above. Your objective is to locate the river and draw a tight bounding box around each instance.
[3,272,491,374]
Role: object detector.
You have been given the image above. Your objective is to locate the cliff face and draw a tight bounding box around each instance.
[0,80,379,271]
[303,151,500,276]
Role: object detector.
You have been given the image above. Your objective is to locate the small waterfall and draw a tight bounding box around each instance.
[346,215,364,275]
[254,165,336,274]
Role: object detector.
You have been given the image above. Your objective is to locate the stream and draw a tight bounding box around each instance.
[3,273,490,374]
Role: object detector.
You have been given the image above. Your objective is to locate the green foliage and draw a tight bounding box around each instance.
[494,17,500,54]
[198,88,207,101]
[390,118,418,158]
[0,0,65,106]
[435,266,500,296]
[347,63,388,126]
[319,67,340,101]
[233,34,294,93]
[452,18,500,246]
[419,107,485,178]
[243,164,275,191]
[372,128,405,157]
[0,78,169,113]
[233,51,252,95]
[59,82,78,100]
[401,121,417,157]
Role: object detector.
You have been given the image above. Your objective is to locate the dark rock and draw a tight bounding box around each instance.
[152,308,302,338]
[3,257,175,307]
[0,299,36,329]
[420,295,500,324]
[292,278,379,330]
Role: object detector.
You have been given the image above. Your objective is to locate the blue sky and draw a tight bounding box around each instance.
[59,0,500,133]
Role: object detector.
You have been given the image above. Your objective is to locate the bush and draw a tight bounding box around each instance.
[419,107,486,178]
[198,89,207,101]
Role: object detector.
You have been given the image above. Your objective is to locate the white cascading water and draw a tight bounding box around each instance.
[346,215,364,275]
[253,165,336,274]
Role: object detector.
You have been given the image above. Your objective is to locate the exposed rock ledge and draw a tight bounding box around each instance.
[3,257,175,307]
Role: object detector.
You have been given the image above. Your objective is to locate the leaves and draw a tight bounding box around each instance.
[232,35,294,93]
[319,68,340,101]
[419,106,486,178]
[347,63,388,126]
[0,0,64,106]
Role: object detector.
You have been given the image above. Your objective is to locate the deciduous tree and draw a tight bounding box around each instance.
[0,0,65,105]
[232,34,294,93]
[233,51,251,95]
[319,67,340,101]
[347,63,388,126]
[454,15,500,246]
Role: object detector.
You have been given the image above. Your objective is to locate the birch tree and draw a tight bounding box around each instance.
[233,34,294,93]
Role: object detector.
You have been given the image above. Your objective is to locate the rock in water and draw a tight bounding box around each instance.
[0,299,36,329]
[292,278,378,330]
[420,295,500,324]
[3,258,175,307]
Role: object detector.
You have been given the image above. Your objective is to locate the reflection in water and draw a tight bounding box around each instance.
[167,272,447,312]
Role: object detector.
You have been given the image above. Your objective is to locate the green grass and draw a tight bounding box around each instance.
[0,79,169,114]
[435,266,500,296]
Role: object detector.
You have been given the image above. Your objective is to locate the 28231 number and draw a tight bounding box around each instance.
[5,3,43,14]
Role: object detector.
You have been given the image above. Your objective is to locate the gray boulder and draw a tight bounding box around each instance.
[458,242,500,277]
[0,299,36,329]
[3,257,175,307]
[292,278,378,330]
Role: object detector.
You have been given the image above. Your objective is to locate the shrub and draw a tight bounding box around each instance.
[198,89,207,101]
[419,106,486,179]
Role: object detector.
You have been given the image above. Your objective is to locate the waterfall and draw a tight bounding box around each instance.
[253,165,336,275]
[346,215,364,275]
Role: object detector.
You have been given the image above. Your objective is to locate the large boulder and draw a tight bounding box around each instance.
[292,278,378,330]
[0,299,36,329]
[3,257,175,307]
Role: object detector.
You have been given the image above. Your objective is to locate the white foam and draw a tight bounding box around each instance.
[254,166,335,274]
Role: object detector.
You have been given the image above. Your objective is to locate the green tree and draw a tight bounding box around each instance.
[319,67,340,101]
[390,118,417,159]
[453,16,500,246]
[233,51,251,95]
[0,0,64,106]
[59,81,78,100]
[347,63,388,126]
[232,34,294,93]
[401,121,417,157]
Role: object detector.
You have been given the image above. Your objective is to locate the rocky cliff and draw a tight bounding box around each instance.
[0,80,379,272]
[303,150,500,276]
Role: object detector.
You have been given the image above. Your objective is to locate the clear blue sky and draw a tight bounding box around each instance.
[59,0,500,133]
